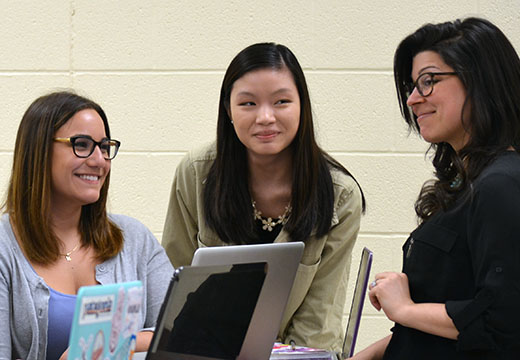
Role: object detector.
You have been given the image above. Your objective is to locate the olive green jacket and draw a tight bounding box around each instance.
[162,143,362,351]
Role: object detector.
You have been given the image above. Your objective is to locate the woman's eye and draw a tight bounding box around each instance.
[75,141,90,150]
[420,78,433,89]
[420,78,433,87]
[239,101,255,106]
[276,99,291,105]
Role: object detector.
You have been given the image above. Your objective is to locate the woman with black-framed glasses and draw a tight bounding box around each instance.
[0,91,173,359]
[353,17,520,360]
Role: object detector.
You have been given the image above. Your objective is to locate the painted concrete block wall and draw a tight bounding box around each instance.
[0,0,519,353]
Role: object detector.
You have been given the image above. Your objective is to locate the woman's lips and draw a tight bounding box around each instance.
[417,111,435,122]
[76,173,102,184]
[255,131,278,140]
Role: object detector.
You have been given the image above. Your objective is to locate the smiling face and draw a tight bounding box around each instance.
[229,66,301,161]
[51,109,111,211]
[407,51,470,150]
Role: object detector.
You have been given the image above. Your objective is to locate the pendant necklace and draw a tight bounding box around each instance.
[60,243,80,262]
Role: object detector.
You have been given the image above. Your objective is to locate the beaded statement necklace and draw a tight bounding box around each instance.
[252,200,292,232]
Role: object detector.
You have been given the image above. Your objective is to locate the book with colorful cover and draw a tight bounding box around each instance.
[270,342,337,360]
[67,281,144,360]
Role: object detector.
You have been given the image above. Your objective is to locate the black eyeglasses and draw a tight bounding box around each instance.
[54,135,121,160]
[409,72,458,97]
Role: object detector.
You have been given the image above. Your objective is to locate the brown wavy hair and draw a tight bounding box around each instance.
[3,91,123,264]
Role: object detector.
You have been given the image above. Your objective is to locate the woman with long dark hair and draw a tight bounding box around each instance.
[0,91,173,359]
[163,43,364,350]
[353,17,520,359]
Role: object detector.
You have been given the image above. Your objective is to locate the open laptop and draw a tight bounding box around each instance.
[191,242,305,360]
[67,281,144,360]
[146,263,268,360]
[270,247,373,360]
[340,247,373,359]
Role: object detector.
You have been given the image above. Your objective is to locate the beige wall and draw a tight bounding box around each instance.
[1,0,519,352]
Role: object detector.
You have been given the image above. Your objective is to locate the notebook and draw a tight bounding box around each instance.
[191,242,305,360]
[145,263,268,360]
[270,247,373,360]
[67,281,144,360]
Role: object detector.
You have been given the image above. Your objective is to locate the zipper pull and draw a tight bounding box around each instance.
[406,237,415,259]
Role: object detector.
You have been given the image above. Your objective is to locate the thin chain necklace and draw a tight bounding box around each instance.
[252,200,292,232]
[60,243,80,262]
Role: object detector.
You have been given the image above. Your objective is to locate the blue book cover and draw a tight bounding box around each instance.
[67,281,143,360]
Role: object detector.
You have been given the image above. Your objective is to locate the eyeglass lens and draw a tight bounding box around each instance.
[73,137,118,159]
[416,73,434,97]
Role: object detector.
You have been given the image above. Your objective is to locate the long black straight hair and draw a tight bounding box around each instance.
[204,42,365,244]
[394,17,520,221]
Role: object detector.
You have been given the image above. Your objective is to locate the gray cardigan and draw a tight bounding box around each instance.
[0,213,174,360]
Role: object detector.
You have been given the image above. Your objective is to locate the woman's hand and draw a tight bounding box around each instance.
[135,331,154,352]
[368,272,414,323]
[368,272,459,339]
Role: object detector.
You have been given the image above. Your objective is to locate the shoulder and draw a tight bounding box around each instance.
[107,214,168,264]
[0,214,21,258]
[474,152,520,191]
[0,215,17,269]
[179,142,216,172]
[329,167,362,210]
[0,215,33,283]
[173,142,216,198]
[109,213,151,235]
[187,142,217,162]
[0,214,13,243]
[101,215,173,284]
[108,214,158,252]
[464,152,520,217]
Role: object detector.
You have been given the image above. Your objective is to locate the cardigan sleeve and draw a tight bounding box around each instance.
[445,172,520,352]
[0,269,12,358]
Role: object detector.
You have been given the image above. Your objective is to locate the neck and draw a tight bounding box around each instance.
[248,149,293,191]
[50,201,82,250]
[247,149,293,218]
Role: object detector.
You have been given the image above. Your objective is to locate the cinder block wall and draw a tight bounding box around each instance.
[1,1,519,352]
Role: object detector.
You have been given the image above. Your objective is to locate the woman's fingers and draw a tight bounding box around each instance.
[369,289,382,311]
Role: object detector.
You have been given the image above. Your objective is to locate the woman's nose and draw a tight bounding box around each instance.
[86,144,108,165]
[256,105,275,124]
[406,87,424,107]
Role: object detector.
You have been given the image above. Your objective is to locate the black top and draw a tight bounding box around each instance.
[255,218,283,243]
[383,151,520,360]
